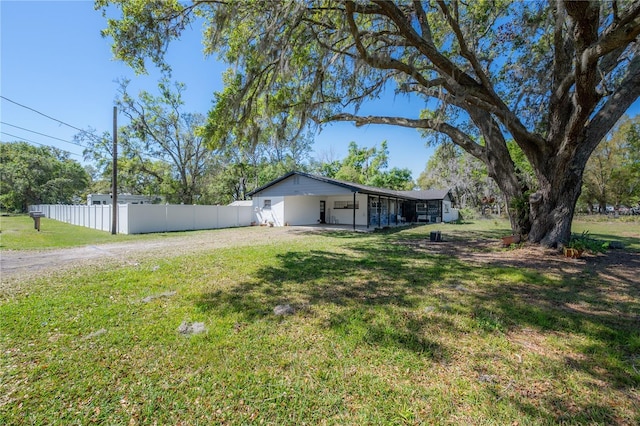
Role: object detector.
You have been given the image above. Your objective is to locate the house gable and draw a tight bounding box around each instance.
[250,173,354,197]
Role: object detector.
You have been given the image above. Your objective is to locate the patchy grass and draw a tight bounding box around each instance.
[1,221,639,424]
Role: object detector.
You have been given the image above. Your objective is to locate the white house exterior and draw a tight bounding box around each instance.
[248,172,459,229]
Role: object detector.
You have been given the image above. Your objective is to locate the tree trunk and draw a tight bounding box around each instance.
[484,160,530,237]
[470,111,531,237]
[527,160,584,247]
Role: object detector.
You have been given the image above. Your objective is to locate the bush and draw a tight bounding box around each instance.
[566,231,609,254]
[458,207,478,221]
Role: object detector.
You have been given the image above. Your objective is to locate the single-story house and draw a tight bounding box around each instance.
[247,171,459,229]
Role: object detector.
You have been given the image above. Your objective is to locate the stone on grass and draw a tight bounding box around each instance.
[141,290,176,303]
[609,241,625,249]
[178,321,206,336]
[478,374,496,384]
[274,304,295,316]
[82,328,107,340]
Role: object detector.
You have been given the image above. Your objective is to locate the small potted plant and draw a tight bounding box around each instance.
[563,244,583,258]
[501,234,521,247]
[564,234,586,258]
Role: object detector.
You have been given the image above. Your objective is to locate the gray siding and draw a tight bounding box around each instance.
[252,174,353,197]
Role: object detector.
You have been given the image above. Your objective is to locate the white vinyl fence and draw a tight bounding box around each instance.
[29,204,253,234]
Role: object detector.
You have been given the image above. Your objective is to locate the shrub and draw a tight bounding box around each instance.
[566,231,609,254]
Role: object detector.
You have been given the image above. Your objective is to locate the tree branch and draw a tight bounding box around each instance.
[371,0,546,153]
[412,0,433,44]
[582,54,640,158]
[343,1,437,90]
[548,0,574,139]
[581,1,640,68]
[326,112,486,160]
[435,0,495,94]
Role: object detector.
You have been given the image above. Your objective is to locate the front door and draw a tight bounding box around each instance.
[319,201,326,223]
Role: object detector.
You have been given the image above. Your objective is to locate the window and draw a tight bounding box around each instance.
[263,199,272,209]
[293,176,300,185]
[334,200,359,209]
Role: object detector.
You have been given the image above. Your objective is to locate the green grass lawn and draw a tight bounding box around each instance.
[0,215,212,250]
[1,218,639,424]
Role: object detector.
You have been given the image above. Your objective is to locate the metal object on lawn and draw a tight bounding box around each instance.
[29,211,45,232]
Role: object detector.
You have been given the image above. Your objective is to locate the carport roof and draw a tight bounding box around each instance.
[399,189,451,200]
[248,171,451,201]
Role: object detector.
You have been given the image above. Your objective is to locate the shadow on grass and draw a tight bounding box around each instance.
[195,238,465,357]
[195,230,639,419]
[584,231,640,252]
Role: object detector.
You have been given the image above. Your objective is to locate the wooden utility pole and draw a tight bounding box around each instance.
[111,106,118,235]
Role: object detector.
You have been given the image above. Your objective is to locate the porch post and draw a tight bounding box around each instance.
[353,192,357,230]
[395,197,398,224]
[378,195,381,228]
[387,197,390,226]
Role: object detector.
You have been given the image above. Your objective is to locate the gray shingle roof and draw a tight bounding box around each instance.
[248,171,451,201]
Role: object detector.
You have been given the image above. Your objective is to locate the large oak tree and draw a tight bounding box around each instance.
[98,0,640,246]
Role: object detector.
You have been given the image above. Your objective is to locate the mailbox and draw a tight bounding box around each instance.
[29,211,45,232]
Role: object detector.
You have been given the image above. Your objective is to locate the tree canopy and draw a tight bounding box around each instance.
[99,0,640,246]
[79,78,313,205]
[313,140,415,190]
[0,141,89,212]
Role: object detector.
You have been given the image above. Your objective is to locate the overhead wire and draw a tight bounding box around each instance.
[0,131,83,157]
[0,95,105,144]
[1,96,171,165]
[0,121,89,148]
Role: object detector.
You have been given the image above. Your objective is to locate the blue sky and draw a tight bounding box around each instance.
[0,0,435,179]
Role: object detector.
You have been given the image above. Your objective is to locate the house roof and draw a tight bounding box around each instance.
[399,189,451,200]
[248,171,452,201]
[228,200,253,207]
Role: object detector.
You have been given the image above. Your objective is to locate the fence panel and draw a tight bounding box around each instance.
[194,206,218,229]
[29,204,253,234]
[127,204,167,234]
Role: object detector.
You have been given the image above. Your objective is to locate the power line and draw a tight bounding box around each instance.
[1,97,171,165]
[0,131,83,157]
[0,121,88,149]
[0,95,104,144]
